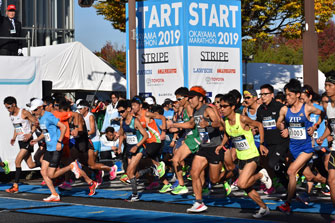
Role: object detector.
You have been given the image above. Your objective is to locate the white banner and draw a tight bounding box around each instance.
[127,0,241,102]
[0,56,42,172]
[137,46,184,102]
[188,46,240,98]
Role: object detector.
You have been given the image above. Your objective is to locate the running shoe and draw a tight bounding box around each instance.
[170,173,177,183]
[156,161,166,178]
[259,183,266,192]
[58,181,72,191]
[314,182,322,189]
[259,169,272,189]
[223,181,231,196]
[264,186,275,195]
[182,165,189,176]
[171,180,179,189]
[3,161,10,174]
[126,194,140,202]
[322,187,331,196]
[5,185,18,193]
[70,160,82,179]
[159,184,172,193]
[88,181,98,196]
[109,165,118,181]
[186,174,192,181]
[296,192,310,205]
[120,174,130,184]
[43,194,60,202]
[277,202,291,214]
[186,201,208,213]
[253,206,270,218]
[146,181,160,190]
[231,179,239,191]
[171,185,188,195]
[41,180,46,186]
[96,170,104,186]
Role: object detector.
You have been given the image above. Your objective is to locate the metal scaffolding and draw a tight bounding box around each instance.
[0,0,74,47]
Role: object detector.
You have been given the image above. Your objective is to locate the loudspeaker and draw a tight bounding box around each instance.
[42,81,53,98]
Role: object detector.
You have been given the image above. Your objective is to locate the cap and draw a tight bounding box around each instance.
[145,97,155,105]
[7,5,16,11]
[243,89,257,97]
[188,86,206,98]
[30,99,44,111]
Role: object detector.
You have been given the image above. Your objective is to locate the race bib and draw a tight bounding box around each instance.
[40,124,51,142]
[232,135,250,151]
[330,119,335,135]
[262,119,276,130]
[13,123,24,135]
[126,134,138,145]
[288,127,306,140]
[198,128,210,144]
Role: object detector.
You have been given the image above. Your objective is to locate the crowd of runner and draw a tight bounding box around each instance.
[2,71,335,220]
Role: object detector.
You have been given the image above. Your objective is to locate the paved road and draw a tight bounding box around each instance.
[0,174,333,223]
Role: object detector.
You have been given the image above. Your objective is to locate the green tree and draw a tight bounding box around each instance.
[94,0,335,40]
[95,42,126,75]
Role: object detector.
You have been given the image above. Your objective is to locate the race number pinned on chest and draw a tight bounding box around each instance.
[13,123,24,135]
[288,123,306,140]
[232,135,250,151]
[262,116,276,130]
[329,119,335,135]
[125,132,138,145]
[40,124,51,142]
[198,128,210,144]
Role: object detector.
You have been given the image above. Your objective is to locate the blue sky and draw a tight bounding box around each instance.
[74,3,126,52]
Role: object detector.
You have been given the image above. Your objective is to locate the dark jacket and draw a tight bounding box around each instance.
[0,13,22,53]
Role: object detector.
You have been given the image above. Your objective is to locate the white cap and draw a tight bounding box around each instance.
[30,99,44,111]
[145,97,154,105]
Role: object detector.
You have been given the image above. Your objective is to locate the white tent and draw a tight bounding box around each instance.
[243,63,325,93]
[23,42,126,92]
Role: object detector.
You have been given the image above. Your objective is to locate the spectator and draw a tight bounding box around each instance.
[0,2,22,56]
[101,92,120,133]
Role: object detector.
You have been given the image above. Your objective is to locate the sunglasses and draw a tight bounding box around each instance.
[259,92,271,96]
[118,110,126,114]
[326,75,335,84]
[220,104,230,108]
[54,103,59,107]
[5,105,12,110]
[176,97,184,101]
[244,96,252,100]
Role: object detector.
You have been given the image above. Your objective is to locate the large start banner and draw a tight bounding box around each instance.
[126,0,241,103]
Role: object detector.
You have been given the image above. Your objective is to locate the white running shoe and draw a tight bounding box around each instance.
[259,169,272,189]
[43,194,60,202]
[253,206,270,218]
[71,160,81,179]
[186,201,208,213]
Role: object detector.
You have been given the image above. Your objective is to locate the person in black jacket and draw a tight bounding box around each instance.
[256,84,290,190]
[0,3,22,56]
